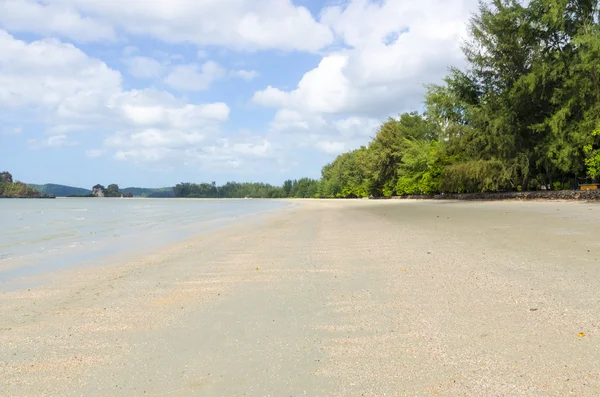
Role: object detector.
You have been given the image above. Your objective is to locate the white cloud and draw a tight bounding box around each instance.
[231,69,259,81]
[0,30,236,167]
[315,140,346,154]
[108,135,275,169]
[333,117,381,139]
[252,0,475,117]
[106,129,206,150]
[253,86,291,108]
[15,0,333,52]
[0,0,115,42]
[0,30,121,111]
[102,90,230,163]
[271,109,325,132]
[164,61,226,91]
[114,147,172,163]
[108,90,230,127]
[124,56,164,79]
[267,109,380,154]
[253,55,350,113]
[182,138,275,170]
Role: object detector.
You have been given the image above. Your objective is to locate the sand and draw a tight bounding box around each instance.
[1,199,599,396]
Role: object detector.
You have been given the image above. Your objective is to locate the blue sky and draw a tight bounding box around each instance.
[0,0,477,188]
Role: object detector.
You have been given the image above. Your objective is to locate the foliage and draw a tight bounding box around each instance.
[0,172,50,198]
[584,128,600,178]
[172,179,320,199]
[319,147,371,198]
[92,183,133,198]
[0,172,13,184]
[120,187,174,198]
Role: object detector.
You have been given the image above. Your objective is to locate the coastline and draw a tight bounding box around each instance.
[0,195,55,199]
[0,199,295,290]
[382,189,600,202]
[1,199,599,396]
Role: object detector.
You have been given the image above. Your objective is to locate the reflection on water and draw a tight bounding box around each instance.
[0,198,287,288]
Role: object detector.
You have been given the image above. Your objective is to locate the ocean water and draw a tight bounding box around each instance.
[0,198,288,289]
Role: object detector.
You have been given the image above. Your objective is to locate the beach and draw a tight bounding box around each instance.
[1,199,600,396]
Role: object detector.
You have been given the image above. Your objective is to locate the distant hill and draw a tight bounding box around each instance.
[28,184,91,197]
[26,183,174,198]
[121,187,174,198]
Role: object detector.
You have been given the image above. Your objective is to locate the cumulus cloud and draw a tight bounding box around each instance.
[0,30,242,166]
[181,138,275,170]
[0,0,115,42]
[100,90,231,164]
[0,30,121,111]
[254,0,474,116]
[253,55,351,114]
[4,0,333,52]
[315,140,346,154]
[0,30,273,170]
[164,61,226,91]
[124,56,164,79]
[108,90,230,127]
[267,109,381,154]
[231,69,259,81]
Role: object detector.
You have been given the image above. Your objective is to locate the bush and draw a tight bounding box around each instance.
[396,176,420,195]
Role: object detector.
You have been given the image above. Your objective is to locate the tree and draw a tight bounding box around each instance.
[105,184,120,197]
[283,180,293,196]
[0,172,13,184]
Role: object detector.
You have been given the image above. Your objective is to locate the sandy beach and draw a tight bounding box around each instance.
[1,199,600,396]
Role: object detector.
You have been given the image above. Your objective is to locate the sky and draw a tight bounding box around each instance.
[0,0,478,188]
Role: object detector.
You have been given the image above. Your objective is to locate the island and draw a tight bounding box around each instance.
[0,172,55,198]
[92,184,133,198]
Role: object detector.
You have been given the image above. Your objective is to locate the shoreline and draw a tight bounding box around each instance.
[2,199,599,396]
[0,199,295,291]
[376,189,600,202]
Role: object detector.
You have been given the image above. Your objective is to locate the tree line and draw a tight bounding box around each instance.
[173,179,320,198]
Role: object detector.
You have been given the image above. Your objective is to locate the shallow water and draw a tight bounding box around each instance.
[0,198,288,288]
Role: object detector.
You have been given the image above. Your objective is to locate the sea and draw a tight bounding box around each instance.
[0,198,288,290]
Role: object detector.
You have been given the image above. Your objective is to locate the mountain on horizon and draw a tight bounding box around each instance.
[28,184,92,197]
[27,184,174,197]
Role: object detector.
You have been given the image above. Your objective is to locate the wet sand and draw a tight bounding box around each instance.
[1,200,599,396]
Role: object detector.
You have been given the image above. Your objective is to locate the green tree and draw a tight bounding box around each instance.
[105,184,120,197]
[283,180,293,197]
